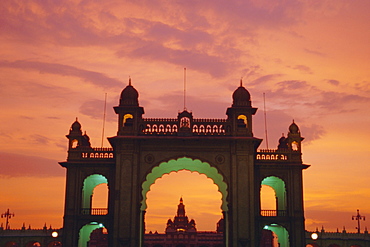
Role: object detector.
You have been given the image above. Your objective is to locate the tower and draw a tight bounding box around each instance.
[59,79,309,247]
[165,198,197,234]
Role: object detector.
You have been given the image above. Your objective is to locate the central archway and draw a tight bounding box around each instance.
[141,157,228,212]
[140,157,229,246]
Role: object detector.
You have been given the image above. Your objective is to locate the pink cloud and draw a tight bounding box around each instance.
[0,152,64,177]
[0,60,122,90]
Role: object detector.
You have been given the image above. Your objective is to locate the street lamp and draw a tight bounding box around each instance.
[352,209,365,234]
[52,231,58,246]
[310,232,319,247]
[311,232,318,241]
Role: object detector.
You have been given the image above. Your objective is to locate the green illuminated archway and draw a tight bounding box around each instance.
[78,222,105,247]
[261,176,286,211]
[82,174,108,209]
[264,224,289,247]
[141,157,228,211]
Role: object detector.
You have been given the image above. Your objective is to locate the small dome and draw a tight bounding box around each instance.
[71,118,81,131]
[289,120,300,134]
[278,134,286,144]
[83,131,90,141]
[120,78,139,106]
[232,80,251,107]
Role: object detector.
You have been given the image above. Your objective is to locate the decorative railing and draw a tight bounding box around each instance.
[70,147,114,159]
[81,208,108,215]
[260,210,287,217]
[256,150,288,161]
[141,118,228,136]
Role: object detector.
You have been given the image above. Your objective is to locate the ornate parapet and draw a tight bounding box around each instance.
[256,148,302,163]
[67,147,114,161]
[141,117,228,136]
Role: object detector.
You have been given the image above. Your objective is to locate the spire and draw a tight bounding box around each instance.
[177,197,185,217]
[240,78,243,87]
[129,76,132,86]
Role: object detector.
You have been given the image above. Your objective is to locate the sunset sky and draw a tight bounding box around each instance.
[0,0,369,234]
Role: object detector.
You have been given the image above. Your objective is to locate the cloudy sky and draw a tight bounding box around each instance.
[0,0,369,233]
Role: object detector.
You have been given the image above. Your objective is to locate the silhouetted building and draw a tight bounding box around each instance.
[143,198,223,247]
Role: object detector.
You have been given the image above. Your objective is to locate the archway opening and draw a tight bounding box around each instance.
[82,174,108,215]
[260,184,276,211]
[145,170,223,232]
[263,224,289,247]
[78,222,107,247]
[142,157,228,246]
[92,183,108,209]
[261,176,286,216]
[142,157,228,211]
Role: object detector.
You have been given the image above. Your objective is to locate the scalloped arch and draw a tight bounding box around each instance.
[141,157,228,211]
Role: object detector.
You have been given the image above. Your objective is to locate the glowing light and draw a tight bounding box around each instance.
[311,232,318,240]
[51,231,58,238]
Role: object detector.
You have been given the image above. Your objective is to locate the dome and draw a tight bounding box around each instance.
[71,118,81,131]
[278,134,286,144]
[232,80,251,107]
[289,120,300,134]
[120,78,139,106]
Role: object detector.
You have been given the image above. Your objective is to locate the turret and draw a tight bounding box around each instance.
[287,120,304,152]
[226,79,257,136]
[114,78,144,136]
[66,118,91,150]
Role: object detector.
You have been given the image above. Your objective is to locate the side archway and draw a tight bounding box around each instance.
[263,224,289,247]
[261,176,286,212]
[78,222,106,247]
[141,157,228,211]
[82,174,108,211]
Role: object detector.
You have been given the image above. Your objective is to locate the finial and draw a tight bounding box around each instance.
[76,117,78,121]
[240,77,243,87]
[129,76,132,86]
[180,197,183,203]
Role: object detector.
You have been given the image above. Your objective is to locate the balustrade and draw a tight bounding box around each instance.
[81,208,108,215]
[260,210,287,217]
[141,118,227,136]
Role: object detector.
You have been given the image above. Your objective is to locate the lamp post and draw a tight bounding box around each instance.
[352,209,365,234]
[52,231,58,246]
[1,209,15,229]
[311,231,319,247]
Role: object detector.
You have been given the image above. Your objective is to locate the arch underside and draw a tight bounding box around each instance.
[141,157,228,211]
[82,174,108,209]
[264,224,290,247]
